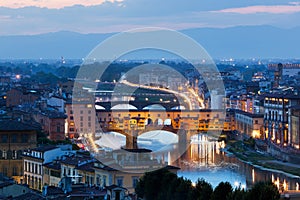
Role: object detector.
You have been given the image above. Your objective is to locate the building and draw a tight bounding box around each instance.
[0,120,39,182]
[0,174,32,199]
[235,110,264,139]
[23,145,73,191]
[289,106,300,149]
[6,88,39,108]
[263,93,300,147]
[43,160,62,187]
[60,152,95,185]
[32,110,67,141]
[65,101,96,139]
[96,109,229,133]
[94,149,180,193]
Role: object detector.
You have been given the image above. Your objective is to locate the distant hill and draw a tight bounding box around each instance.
[0,26,299,59]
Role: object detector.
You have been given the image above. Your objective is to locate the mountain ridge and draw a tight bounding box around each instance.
[1,25,299,59]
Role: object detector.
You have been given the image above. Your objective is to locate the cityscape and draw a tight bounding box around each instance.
[1,1,300,200]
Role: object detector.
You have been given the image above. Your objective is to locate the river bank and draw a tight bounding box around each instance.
[227,140,300,177]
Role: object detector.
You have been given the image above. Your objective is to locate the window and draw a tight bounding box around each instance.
[70,116,74,120]
[96,176,100,186]
[12,150,17,159]
[70,110,73,114]
[80,116,84,121]
[255,120,258,124]
[80,110,83,114]
[207,114,210,117]
[88,110,91,114]
[2,150,7,159]
[88,116,91,121]
[2,134,8,143]
[132,177,139,188]
[21,134,28,143]
[57,125,61,133]
[24,161,27,172]
[103,175,107,186]
[69,128,74,132]
[11,134,17,143]
[12,167,18,176]
[2,167,7,176]
[116,177,123,187]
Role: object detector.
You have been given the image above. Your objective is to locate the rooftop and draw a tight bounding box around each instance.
[0,120,41,131]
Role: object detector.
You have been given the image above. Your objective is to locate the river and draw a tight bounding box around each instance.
[94,131,300,191]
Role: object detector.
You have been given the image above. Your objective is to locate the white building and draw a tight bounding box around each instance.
[23,145,73,191]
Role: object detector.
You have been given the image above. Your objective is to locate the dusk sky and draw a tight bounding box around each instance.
[1,0,300,35]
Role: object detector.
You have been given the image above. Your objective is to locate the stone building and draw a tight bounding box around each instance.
[0,120,39,182]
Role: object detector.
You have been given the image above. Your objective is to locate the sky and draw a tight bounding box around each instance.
[1,0,300,35]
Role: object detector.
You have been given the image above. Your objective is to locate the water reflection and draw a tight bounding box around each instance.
[95,132,300,191]
[175,134,300,191]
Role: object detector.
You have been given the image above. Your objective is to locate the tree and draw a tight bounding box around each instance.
[191,178,213,200]
[227,187,247,200]
[211,182,233,200]
[247,181,280,200]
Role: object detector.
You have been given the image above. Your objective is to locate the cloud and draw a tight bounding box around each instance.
[0,0,123,9]
[0,0,300,35]
[214,4,300,14]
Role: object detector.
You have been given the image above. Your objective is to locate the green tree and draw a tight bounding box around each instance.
[211,182,233,200]
[192,178,213,200]
[227,187,247,200]
[247,181,280,200]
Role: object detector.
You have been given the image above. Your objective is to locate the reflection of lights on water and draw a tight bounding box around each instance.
[296,183,299,191]
[272,174,274,182]
[283,179,287,191]
[274,177,280,190]
[252,169,255,183]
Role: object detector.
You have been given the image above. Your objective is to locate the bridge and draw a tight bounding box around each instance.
[96,109,232,149]
[101,124,200,149]
[93,80,205,111]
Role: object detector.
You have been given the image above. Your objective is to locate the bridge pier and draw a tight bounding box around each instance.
[178,129,199,144]
[124,129,139,149]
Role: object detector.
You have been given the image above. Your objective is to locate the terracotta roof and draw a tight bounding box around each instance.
[33,145,58,152]
[0,120,41,131]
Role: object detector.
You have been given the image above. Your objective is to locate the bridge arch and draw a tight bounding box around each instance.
[142,104,166,110]
[111,104,138,110]
[138,130,178,145]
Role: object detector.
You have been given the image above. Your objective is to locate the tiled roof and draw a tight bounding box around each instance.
[43,161,61,170]
[61,155,93,166]
[12,192,45,200]
[76,162,95,172]
[33,145,58,152]
[0,120,41,131]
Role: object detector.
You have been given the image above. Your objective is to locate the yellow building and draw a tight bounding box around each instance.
[0,120,38,183]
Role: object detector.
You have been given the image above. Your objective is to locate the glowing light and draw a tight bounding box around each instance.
[234,181,239,187]
[15,74,21,79]
[283,179,287,191]
[296,182,299,191]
